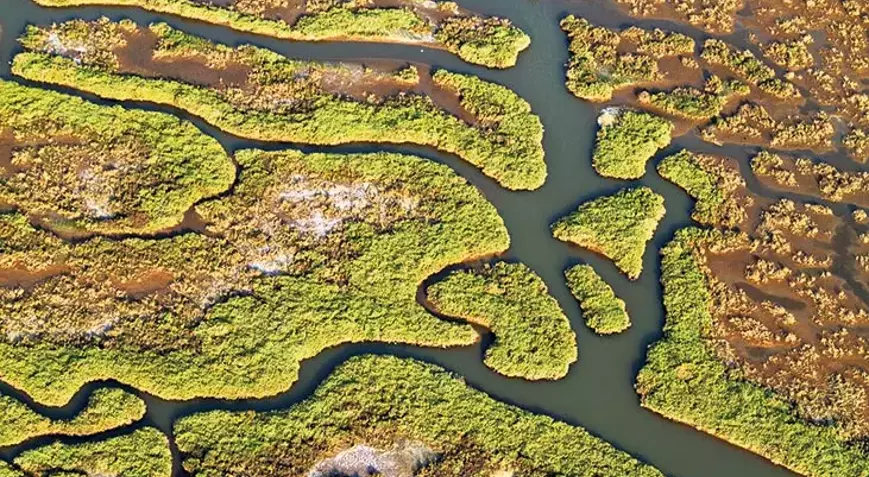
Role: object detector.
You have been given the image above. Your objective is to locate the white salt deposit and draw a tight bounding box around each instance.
[247,253,294,275]
[597,107,623,127]
[308,442,437,477]
[44,32,88,63]
[290,211,343,237]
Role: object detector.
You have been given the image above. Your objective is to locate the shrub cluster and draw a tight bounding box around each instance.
[614,0,742,34]
[638,75,750,120]
[762,38,815,71]
[701,39,801,100]
[752,150,869,205]
[701,103,834,151]
[843,128,868,162]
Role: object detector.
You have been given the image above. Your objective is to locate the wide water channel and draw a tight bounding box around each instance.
[0,0,852,475]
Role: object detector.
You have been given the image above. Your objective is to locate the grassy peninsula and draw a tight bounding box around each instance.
[0,388,145,447]
[565,264,630,334]
[14,428,172,477]
[656,150,752,228]
[426,262,577,380]
[13,19,545,190]
[175,355,663,477]
[0,148,508,406]
[553,187,666,280]
[0,79,234,236]
[636,228,869,477]
[31,0,529,69]
[593,109,673,179]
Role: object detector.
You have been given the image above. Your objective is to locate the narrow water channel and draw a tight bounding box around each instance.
[0,0,852,475]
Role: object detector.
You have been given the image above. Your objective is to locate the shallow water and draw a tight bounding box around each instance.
[0,0,855,475]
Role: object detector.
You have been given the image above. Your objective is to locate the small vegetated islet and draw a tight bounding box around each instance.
[426,261,577,380]
[843,128,868,162]
[552,187,666,280]
[564,264,630,335]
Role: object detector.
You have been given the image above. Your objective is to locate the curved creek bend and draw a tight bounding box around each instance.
[0,0,862,475]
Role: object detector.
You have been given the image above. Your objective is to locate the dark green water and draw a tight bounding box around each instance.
[0,0,848,475]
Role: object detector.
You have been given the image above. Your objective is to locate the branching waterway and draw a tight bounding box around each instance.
[0,0,859,475]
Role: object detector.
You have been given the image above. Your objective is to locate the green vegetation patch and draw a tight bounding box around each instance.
[638,75,750,121]
[552,187,665,280]
[0,388,145,447]
[14,20,544,190]
[656,150,751,228]
[0,463,24,477]
[593,109,673,179]
[426,262,577,380]
[175,355,663,476]
[636,227,869,477]
[561,15,694,102]
[0,79,234,236]
[701,39,801,100]
[565,264,630,335]
[0,148,508,406]
[31,0,529,69]
[15,427,172,477]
